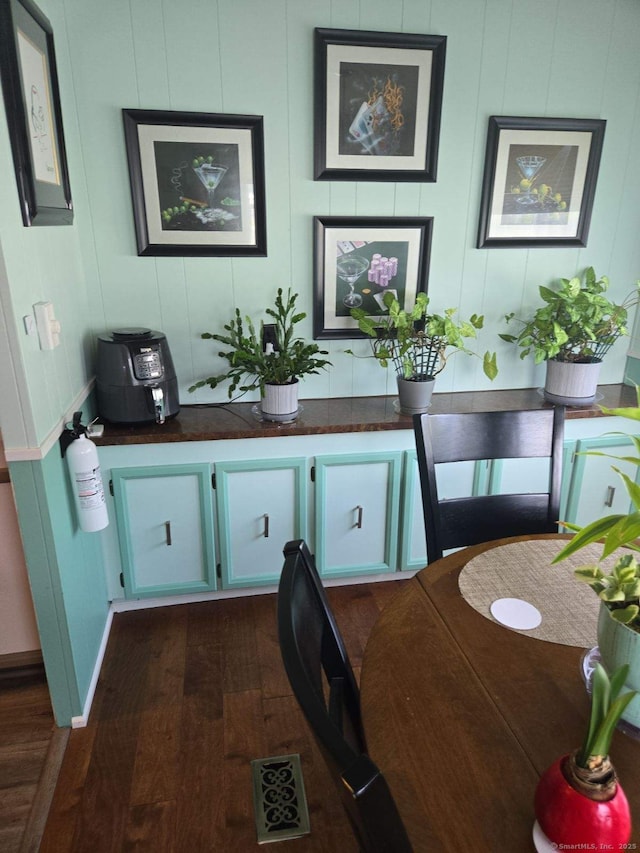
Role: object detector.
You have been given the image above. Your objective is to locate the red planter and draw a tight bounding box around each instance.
[534,754,631,849]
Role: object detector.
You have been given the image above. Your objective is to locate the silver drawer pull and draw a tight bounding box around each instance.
[165,521,172,546]
[605,486,615,507]
[355,505,363,529]
[263,513,270,538]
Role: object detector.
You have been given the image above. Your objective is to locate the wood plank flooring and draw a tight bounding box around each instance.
[0,667,55,853]
[40,579,407,852]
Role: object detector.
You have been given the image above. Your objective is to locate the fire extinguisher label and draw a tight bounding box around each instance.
[74,466,106,509]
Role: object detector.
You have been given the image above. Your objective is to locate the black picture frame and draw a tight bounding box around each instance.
[314,28,446,182]
[0,0,72,226]
[122,109,267,257]
[477,116,606,248]
[313,215,433,339]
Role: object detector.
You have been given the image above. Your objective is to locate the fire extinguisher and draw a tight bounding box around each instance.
[60,412,109,533]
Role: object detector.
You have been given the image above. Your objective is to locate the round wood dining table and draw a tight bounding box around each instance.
[360,534,640,852]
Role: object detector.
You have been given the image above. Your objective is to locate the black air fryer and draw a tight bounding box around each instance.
[96,328,180,424]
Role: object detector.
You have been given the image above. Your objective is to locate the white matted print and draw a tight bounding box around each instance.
[314,29,446,182]
[122,110,266,257]
[313,216,433,339]
[477,116,605,248]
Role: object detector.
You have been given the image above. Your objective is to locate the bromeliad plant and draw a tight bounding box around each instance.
[349,291,498,380]
[552,389,640,633]
[500,267,640,364]
[188,288,331,398]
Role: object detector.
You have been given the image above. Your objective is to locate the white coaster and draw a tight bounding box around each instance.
[490,597,542,630]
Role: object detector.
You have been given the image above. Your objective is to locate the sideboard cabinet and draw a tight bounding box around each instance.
[96,405,638,603]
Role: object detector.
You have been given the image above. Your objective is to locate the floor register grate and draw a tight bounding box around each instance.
[251,753,311,843]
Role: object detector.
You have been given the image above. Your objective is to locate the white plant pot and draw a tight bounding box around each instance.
[396,376,436,415]
[260,380,299,423]
[544,359,602,406]
[597,601,640,730]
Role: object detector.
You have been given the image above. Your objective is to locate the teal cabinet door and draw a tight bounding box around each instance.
[215,458,308,588]
[314,452,402,577]
[564,435,640,527]
[111,465,216,598]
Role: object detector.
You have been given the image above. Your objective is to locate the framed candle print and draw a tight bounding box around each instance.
[313,216,433,339]
[477,116,606,248]
[0,0,73,225]
[314,28,446,182]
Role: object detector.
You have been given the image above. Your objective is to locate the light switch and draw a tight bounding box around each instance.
[33,301,61,350]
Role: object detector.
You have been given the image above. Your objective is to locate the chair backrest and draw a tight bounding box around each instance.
[413,407,565,563]
[277,539,412,853]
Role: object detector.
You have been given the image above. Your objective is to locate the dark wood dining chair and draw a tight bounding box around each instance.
[277,539,412,853]
[413,406,565,563]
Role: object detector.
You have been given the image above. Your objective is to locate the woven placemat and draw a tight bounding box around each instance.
[458,540,625,648]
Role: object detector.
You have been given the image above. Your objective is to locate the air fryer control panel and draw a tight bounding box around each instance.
[132,346,162,380]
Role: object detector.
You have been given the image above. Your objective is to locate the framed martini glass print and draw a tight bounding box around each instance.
[122,109,267,257]
[477,115,606,248]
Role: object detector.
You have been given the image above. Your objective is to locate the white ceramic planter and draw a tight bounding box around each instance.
[260,380,299,422]
[396,376,435,415]
[544,359,602,406]
[597,601,640,730]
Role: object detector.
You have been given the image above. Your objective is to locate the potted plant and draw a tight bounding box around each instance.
[500,267,640,405]
[188,288,331,422]
[348,291,498,415]
[533,662,635,851]
[552,392,640,729]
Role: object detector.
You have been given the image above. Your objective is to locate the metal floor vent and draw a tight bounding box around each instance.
[251,753,311,843]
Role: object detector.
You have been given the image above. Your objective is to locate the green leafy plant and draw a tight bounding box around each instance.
[500,267,639,364]
[348,291,498,381]
[188,288,331,398]
[553,391,640,632]
[579,662,636,769]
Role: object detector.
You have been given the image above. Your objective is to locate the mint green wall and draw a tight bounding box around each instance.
[9,446,109,726]
[2,0,640,725]
[0,0,96,450]
[62,0,640,405]
[0,0,109,726]
[3,0,640,442]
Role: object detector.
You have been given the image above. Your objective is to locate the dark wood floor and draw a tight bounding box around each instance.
[0,667,56,852]
[40,579,406,852]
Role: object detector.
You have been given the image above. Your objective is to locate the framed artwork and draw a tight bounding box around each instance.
[0,0,73,225]
[313,216,433,339]
[477,116,606,248]
[314,28,446,182]
[122,109,267,257]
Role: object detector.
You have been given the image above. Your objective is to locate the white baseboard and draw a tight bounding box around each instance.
[70,606,113,728]
[70,569,415,726]
[110,570,414,613]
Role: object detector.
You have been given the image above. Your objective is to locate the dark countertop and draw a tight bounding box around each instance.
[93,383,637,446]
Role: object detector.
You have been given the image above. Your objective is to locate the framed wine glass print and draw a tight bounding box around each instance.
[0,0,73,225]
[314,28,446,182]
[122,109,267,257]
[313,216,433,339]
[477,116,606,248]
